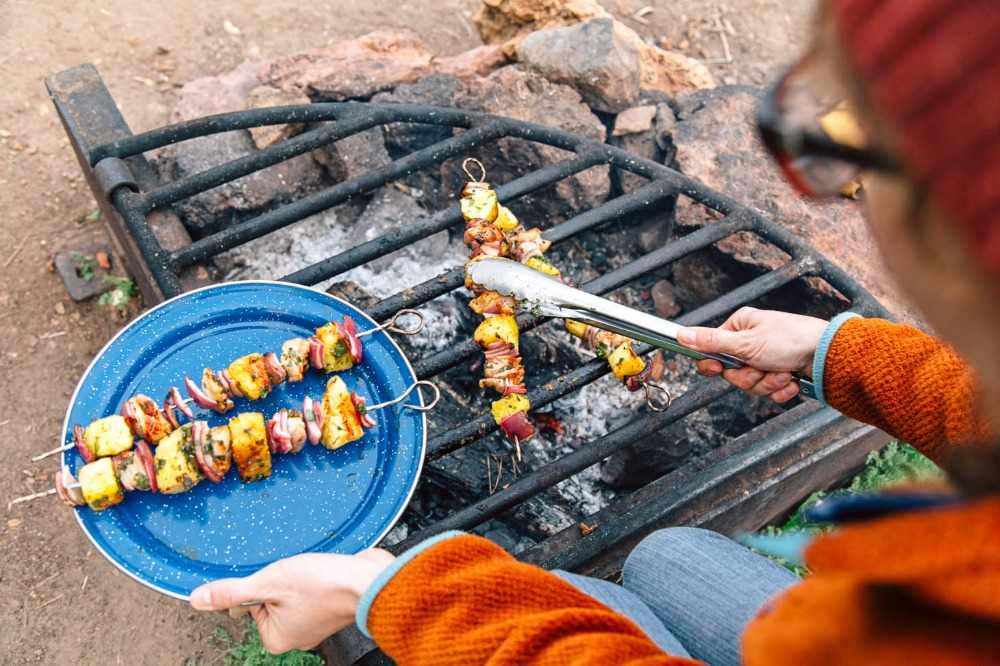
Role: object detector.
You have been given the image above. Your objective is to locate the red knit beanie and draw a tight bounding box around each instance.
[828,0,1000,277]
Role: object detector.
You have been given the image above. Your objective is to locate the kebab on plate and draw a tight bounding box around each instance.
[55,376,375,512]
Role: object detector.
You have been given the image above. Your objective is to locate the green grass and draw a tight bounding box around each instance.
[199,621,325,666]
[761,441,942,574]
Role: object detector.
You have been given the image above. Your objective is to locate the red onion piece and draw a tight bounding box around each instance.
[192,421,223,483]
[162,400,180,429]
[73,425,94,463]
[262,352,287,385]
[500,411,535,442]
[624,364,654,392]
[184,376,218,410]
[219,370,242,398]
[56,467,85,507]
[170,386,193,419]
[312,398,325,430]
[135,440,158,493]
[502,384,528,395]
[342,316,363,364]
[308,336,325,370]
[350,392,377,429]
[303,397,321,445]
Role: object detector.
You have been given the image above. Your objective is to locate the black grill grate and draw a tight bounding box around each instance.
[49,64,891,664]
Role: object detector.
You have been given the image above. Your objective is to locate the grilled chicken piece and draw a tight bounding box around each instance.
[78,457,125,511]
[229,412,271,482]
[155,426,203,494]
[122,394,174,444]
[83,415,134,458]
[508,227,552,263]
[203,425,233,478]
[280,338,311,382]
[112,449,153,492]
[320,376,364,450]
[469,291,516,317]
[201,368,235,413]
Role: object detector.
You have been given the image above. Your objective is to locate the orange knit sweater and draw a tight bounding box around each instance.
[366,318,1000,665]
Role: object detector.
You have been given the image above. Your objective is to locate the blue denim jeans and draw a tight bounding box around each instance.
[555,527,798,666]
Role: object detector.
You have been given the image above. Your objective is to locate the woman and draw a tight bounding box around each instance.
[190,1,1000,663]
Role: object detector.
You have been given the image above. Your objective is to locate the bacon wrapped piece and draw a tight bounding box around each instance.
[469,290,516,317]
[508,227,552,263]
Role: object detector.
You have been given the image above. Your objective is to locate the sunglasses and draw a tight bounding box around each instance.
[757,53,902,198]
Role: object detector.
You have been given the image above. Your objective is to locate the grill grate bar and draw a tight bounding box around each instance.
[283,152,606,287]
[170,122,507,268]
[410,214,752,380]
[426,261,805,459]
[141,112,388,211]
[400,380,735,549]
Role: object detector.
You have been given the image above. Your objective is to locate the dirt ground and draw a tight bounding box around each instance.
[0,1,814,663]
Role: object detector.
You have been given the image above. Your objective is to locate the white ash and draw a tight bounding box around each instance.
[218,204,467,353]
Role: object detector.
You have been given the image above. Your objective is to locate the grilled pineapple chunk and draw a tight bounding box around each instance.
[525,255,561,277]
[315,322,354,372]
[460,188,498,222]
[321,376,364,449]
[84,415,133,458]
[79,457,125,511]
[607,342,645,381]
[155,426,202,494]
[227,353,271,400]
[491,394,531,425]
[229,412,271,482]
[565,319,588,339]
[474,315,519,349]
[494,205,519,232]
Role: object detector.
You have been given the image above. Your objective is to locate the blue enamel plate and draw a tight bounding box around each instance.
[61,281,426,600]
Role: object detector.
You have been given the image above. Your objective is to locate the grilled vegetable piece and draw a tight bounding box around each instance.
[490,393,531,426]
[565,319,588,339]
[122,395,174,443]
[525,255,561,277]
[227,353,271,400]
[469,291,516,316]
[205,425,233,478]
[494,205,519,232]
[83,415,134,459]
[320,376,364,449]
[280,338,311,382]
[474,315,519,349]
[155,426,203,494]
[460,187,499,223]
[607,342,646,381]
[201,368,235,413]
[315,322,354,373]
[229,412,271,482]
[112,450,153,492]
[78,457,125,511]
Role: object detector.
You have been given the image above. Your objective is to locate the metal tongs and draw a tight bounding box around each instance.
[468,257,816,400]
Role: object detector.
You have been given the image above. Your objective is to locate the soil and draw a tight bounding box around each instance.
[0,1,813,663]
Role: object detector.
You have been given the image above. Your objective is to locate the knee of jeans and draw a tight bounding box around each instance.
[623,527,721,583]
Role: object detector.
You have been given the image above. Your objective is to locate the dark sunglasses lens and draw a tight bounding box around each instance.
[777,56,867,197]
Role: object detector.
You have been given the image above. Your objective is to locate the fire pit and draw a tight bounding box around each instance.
[47,64,890,664]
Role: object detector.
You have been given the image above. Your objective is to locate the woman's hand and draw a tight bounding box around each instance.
[190,549,395,654]
[676,307,827,403]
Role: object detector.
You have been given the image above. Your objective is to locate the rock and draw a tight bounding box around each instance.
[670,86,905,314]
[651,280,681,318]
[473,0,609,47]
[612,105,657,136]
[654,104,676,151]
[314,126,391,184]
[325,280,379,310]
[433,44,511,79]
[371,74,465,156]
[445,65,610,220]
[670,250,739,307]
[156,61,326,233]
[245,86,311,149]
[346,187,450,272]
[259,31,433,100]
[516,18,713,114]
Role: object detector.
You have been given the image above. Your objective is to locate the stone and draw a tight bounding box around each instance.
[433,44,511,79]
[445,65,610,220]
[473,0,609,47]
[651,279,681,318]
[612,105,657,136]
[670,85,906,315]
[156,61,326,233]
[259,31,433,100]
[516,18,714,114]
[371,74,465,156]
[654,104,676,151]
[314,126,391,184]
[245,85,311,149]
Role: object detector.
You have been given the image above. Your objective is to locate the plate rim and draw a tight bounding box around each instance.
[61,279,427,601]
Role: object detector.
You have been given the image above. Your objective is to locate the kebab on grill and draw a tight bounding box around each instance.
[184,315,365,414]
[459,175,536,443]
[55,376,374,512]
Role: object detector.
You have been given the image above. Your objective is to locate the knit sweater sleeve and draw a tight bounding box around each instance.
[362,533,702,666]
[819,316,992,462]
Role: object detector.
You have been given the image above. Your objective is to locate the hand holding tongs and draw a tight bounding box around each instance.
[467,257,816,400]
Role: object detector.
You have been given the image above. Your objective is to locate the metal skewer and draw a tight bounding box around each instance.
[364,380,440,412]
[355,309,425,338]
